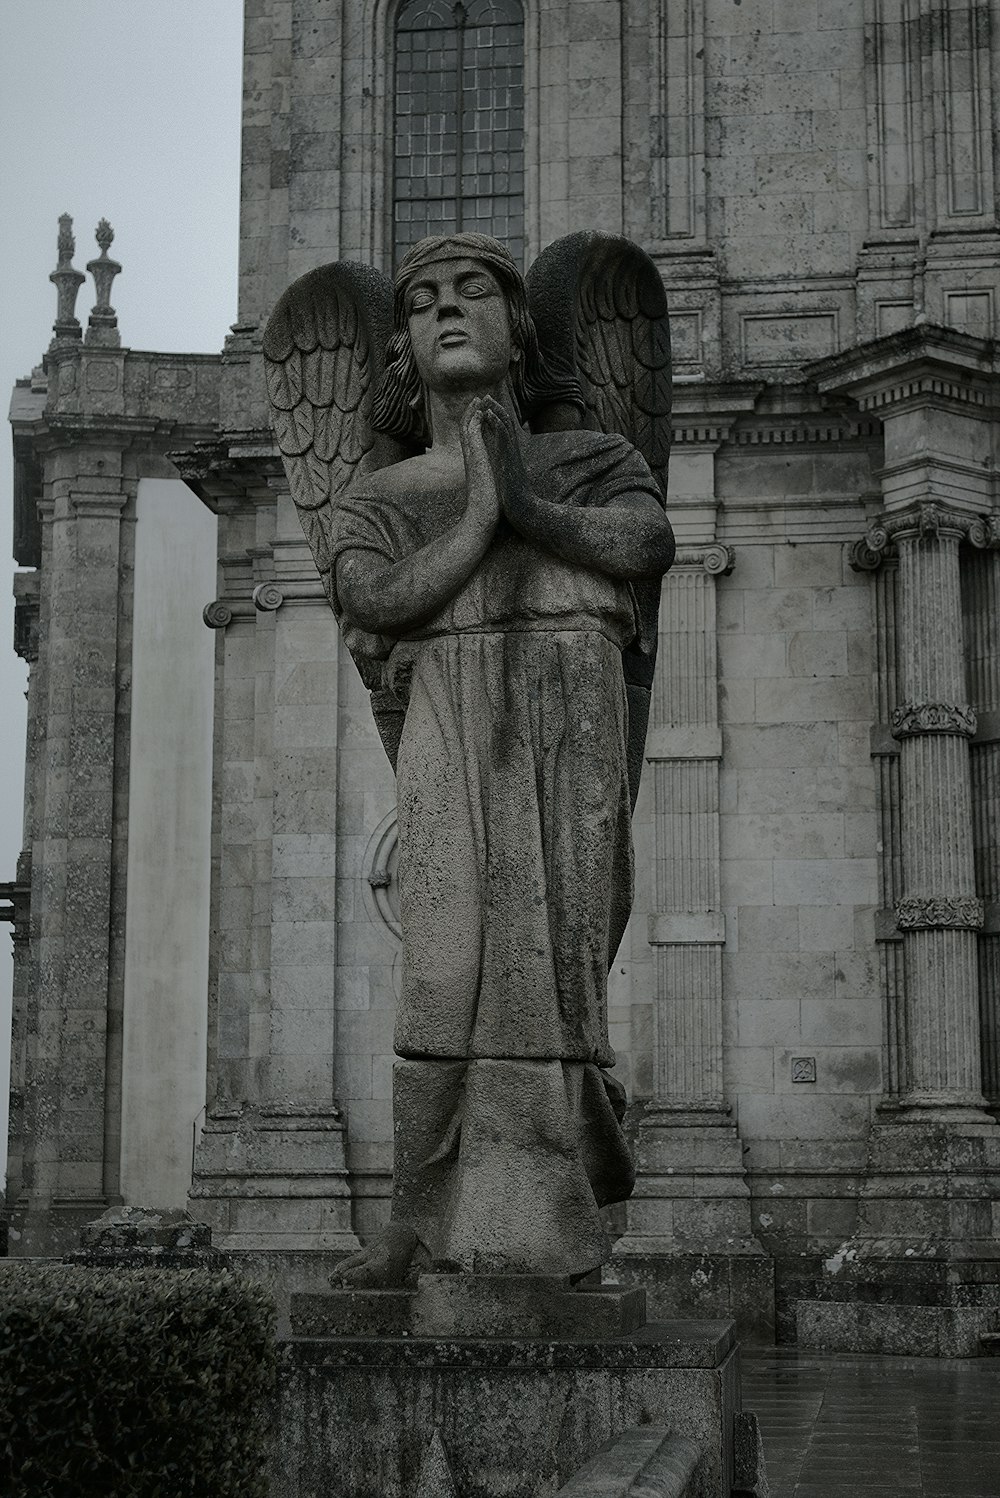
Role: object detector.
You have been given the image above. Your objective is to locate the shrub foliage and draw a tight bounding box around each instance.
[0,1264,275,1497]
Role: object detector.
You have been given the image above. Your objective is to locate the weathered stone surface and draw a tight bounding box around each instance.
[265,232,674,1284]
[66,1205,224,1269]
[272,1320,737,1498]
[292,1276,647,1341]
[556,1426,702,1498]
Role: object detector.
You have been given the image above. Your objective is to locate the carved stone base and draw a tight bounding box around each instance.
[188,1102,361,1252]
[795,1119,1000,1356]
[273,1317,740,1497]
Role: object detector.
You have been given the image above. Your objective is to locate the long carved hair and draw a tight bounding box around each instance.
[370,233,582,447]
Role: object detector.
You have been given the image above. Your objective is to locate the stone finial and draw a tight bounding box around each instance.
[85,218,122,347]
[49,213,86,342]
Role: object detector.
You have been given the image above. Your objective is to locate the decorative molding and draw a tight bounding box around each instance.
[890,701,977,739]
[673,544,735,576]
[868,0,919,231]
[252,582,284,612]
[854,372,995,412]
[894,896,985,932]
[202,600,233,630]
[361,808,401,945]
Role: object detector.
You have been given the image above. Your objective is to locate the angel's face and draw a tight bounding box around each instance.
[404,257,514,394]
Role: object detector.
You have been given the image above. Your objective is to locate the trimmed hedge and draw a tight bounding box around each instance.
[0,1263,275,1496]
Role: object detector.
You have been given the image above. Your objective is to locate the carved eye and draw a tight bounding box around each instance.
[408,288,435,312]
[462,279,491,298]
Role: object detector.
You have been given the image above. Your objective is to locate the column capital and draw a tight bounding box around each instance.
[673,543,735,575]
[891,702,977,739]
[850,503,1000,570]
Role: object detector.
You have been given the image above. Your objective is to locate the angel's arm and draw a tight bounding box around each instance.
[335,401,500,636]
[484,401,675,581]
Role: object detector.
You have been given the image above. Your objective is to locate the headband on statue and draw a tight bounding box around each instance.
[393,234,523,310]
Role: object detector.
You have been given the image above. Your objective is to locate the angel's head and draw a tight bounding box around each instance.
[370,234,582,446]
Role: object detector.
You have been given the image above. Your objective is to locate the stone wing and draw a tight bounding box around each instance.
[526,233,673,813]
[263,261,406,607]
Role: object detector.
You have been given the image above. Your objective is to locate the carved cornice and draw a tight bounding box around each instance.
[673,544,735,576]
[849,503,1000,569]
[895,897,985,932]
[891,702,977,740]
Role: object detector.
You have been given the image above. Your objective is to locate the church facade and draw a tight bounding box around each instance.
[5,0,1000,1353]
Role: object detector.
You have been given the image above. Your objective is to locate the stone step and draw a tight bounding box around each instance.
[291,1273,647,1340]
[555,1426,702,1497]
[796,1297,998,1358]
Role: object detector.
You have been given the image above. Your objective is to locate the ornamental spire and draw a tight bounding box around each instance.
[49,213,85,343]
[85,218,122,347]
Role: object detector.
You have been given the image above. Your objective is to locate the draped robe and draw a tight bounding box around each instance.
[331,430,661,1275]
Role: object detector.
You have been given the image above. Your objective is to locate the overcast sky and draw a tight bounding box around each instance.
[0,2,244,1177]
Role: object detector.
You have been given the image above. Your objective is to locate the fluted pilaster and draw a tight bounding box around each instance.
[647,548,731,1121]
[963,543,1000,1109]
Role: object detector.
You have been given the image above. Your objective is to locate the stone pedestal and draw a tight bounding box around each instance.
[273,1282,740,1498]
[188,1101,359,1252]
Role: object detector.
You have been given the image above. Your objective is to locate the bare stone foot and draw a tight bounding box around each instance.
[330,1222,419,1288]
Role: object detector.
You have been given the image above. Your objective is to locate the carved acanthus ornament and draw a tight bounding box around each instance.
[890,703,977,740]
[895,897,985,932]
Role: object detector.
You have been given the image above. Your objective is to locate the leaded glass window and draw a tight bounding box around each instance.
[393,0,525,265]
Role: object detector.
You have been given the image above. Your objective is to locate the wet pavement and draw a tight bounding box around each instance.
[742,1350,1000,1497]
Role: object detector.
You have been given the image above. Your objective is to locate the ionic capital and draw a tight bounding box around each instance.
[252,582,284,612]
[849,504,997,571]
[673,543,735,576]
[202,600,233,630]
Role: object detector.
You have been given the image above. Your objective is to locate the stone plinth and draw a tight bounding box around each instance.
[795,1120,1000,1356]
[292,1275,647,1341]
[64,1205,224,1270]
[273,1313,739,1498]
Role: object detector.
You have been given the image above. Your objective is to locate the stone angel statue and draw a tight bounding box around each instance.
[263,232,675,1285]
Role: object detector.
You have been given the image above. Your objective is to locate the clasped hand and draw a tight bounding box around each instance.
[458,394,532,536]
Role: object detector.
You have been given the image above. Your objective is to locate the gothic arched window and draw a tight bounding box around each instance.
[393,0,525,265]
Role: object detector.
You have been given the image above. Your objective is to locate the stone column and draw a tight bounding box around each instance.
[860,505,991,1122]
[614,544,772,1342]
[804,329,1000,1354]
[15,433,132,1252]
